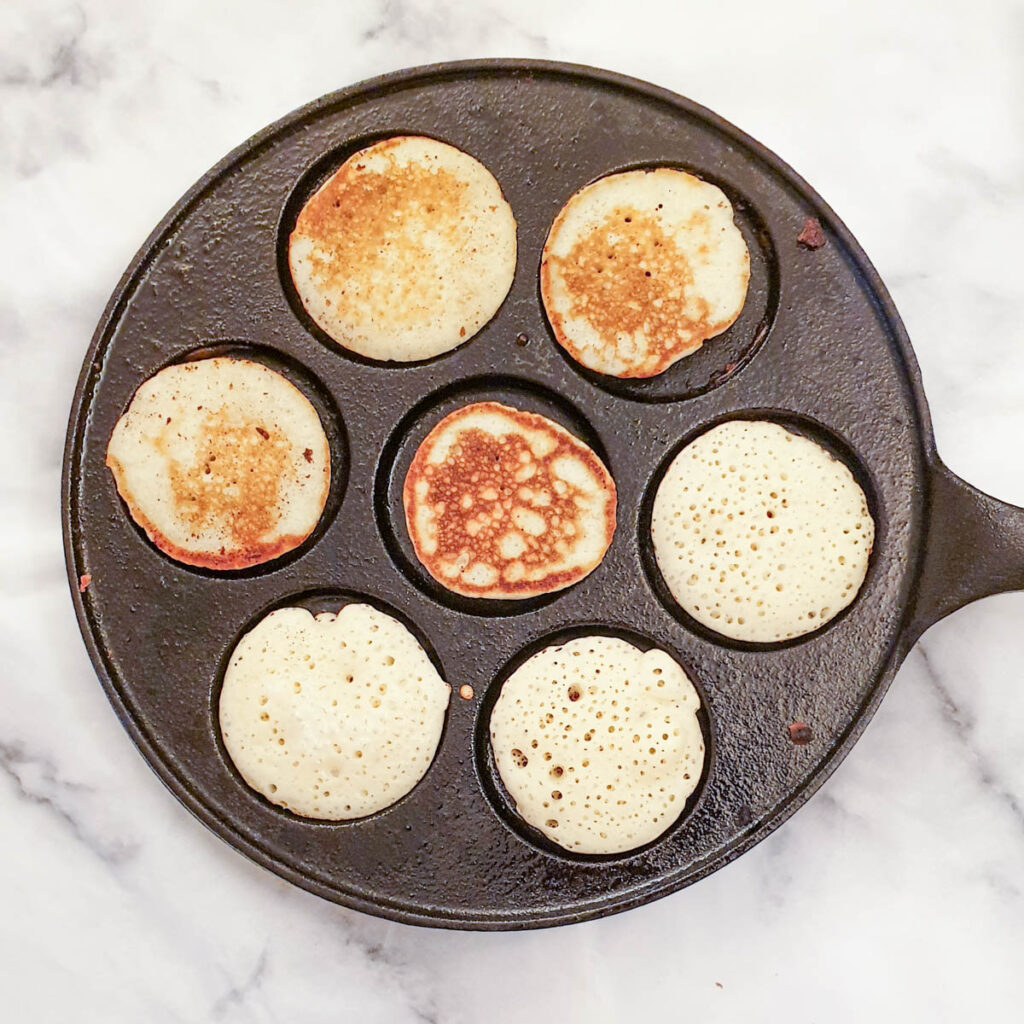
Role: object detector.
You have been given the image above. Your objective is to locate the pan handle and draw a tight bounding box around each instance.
[906,455,1024,644]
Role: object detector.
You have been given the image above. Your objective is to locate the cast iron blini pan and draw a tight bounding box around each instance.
[62,59,1024,930]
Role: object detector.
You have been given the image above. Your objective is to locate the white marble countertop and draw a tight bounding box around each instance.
[3,0,1024,1020]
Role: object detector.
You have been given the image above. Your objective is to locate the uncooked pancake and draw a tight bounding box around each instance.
[219,603,450,820]
[403,402,616,599]
[288,135,517,362]
[541,168,750,378]
[106,357,330,570]
[490,635,704,855]
[651,420,873,642]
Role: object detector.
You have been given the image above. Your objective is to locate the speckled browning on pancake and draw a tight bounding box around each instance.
[289,136,517,362]
[550,211,712,355]
[295,144,468,328]
[106,358,330,570]
[541,168,750,378]
[403,402,616,598]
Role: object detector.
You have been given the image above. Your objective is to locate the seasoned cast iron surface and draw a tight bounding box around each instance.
[64,62,928,928]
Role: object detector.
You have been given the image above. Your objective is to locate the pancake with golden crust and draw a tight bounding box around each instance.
[106,357,330,570]
[541,168,750,378]
[403,402,616,599]
[288,135,517,362]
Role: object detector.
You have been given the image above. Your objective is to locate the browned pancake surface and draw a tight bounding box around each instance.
[293,140,469,330]
[105,357,330,570]
[403,402,616,598]
[540,169,750,378]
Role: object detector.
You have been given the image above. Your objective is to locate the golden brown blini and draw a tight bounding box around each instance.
[403,402,616,598]
[541,168,750,378]
[106,357,330,570]
[289,136,516,362]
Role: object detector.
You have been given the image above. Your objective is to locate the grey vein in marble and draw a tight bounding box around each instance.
[211,948,271,1021]
[362,0,549,55]
[1,5,95,89]
[915,643,1024,837]
[0,737,139,866]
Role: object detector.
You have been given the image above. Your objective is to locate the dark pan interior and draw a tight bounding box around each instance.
[63,61,929,929]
